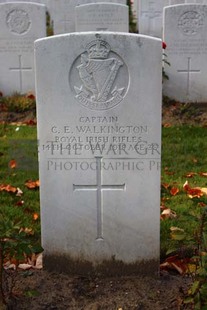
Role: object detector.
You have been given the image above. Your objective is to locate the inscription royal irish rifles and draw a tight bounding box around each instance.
[69,35,129,110]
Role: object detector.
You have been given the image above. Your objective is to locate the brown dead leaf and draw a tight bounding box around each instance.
[161,183,170,189]
[16,200,24,206]
[183,181,203,198]
[184,172,197,178]
[170,187,179,196]
[195,187,207,196]
[198,202,207,207]
[9,159,17,169]
[24,119,36,126]
[160,255,190,275]
[35,253,43,269]
[33,213,39,221]
[0,184,17,193]
[161,208,177,220]
[199,172,207,177]
[163,123,172,128]
[25,180,40,189]
[18,263,32,270]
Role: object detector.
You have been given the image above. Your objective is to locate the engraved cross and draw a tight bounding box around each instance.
[9,55,32,93]
[73,157,126,240]
[177,57,200,96]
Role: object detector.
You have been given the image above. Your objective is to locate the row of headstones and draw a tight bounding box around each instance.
[0,0,129,96]
[1,0,206,102]
[0,0,129,34]
[137,1,207,103]
[138,0,207,38]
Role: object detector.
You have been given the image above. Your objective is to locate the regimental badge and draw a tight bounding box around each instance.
[178,11,204,36]
[6,9,31,35]
[70,36,129,110]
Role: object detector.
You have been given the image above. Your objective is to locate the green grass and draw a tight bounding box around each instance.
[161,126,207,257]
[0,124,40,239]
[0,124,207,260]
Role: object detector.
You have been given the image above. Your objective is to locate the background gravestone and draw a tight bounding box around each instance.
[138,0,166,37]
[163,4,207,102]
[75,3,129,32]
[0,2,46,95]
[35,32,162,275]
[49,0,126,34]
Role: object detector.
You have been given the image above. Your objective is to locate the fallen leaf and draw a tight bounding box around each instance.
[25,119,36,126]
[4,262,16,270]
[160,205,167,210]
[198,202,207,207]
[199,187,207,196]
[183,181,204,198]
[9,159,17,169]
[183,180,190,191]
[199,172,207,177]
[0,184,17,193]
[35,253,43,269]
[25,180,40,189]
[16,187,23,196]
[33,213,39,221]
[21,227,34,235]
[16,200,24,206]
[18,263,32,270]
[160,255,190,274]
[163,123,171,128]
[184,172,197,178]
[161,183,170,189]
[170,187,179,196]
[187,188,203,199]
[161,208,177,220]
[170,226,184,232]
[26,92,35,100]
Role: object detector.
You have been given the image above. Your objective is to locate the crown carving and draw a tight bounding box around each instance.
[86,39,110,59]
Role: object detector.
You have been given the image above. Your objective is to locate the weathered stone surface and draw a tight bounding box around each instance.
[35,32,162,274]
[75,3,129,32]
[163,4,207,102]
[0,2,46,95]
[49,0,126,34]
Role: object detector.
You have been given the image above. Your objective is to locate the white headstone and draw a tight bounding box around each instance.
[0,0,49,8]
[138,0,166,37]
[169,0,185,4]
[75,3,129,32]
[0,2,46,95]
[49,0,126,34]
[35,32,162,274]
[163,4,207,102]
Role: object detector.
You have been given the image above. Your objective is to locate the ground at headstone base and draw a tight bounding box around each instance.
[8,269,191,310]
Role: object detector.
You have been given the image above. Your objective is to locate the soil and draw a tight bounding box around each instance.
[2,100,207,310]
[6,269,192,310]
